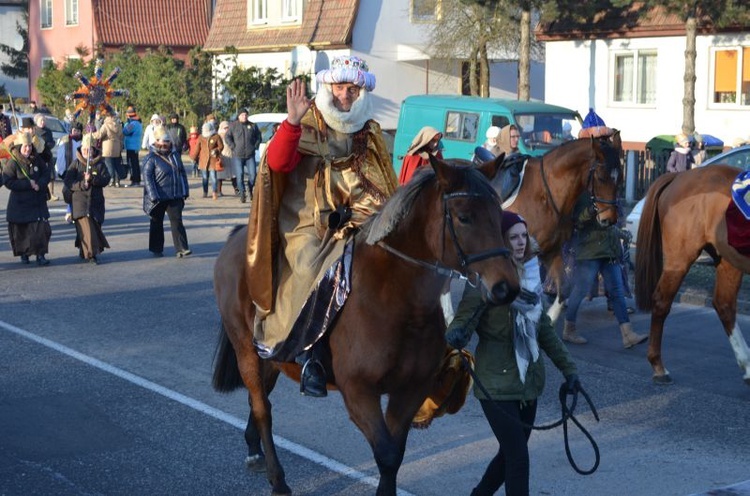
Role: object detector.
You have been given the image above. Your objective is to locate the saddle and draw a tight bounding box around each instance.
[412,348,475,429]
[496,154,529,204]
[258,217,355,363]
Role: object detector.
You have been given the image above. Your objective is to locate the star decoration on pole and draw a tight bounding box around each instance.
[66,58,129,125]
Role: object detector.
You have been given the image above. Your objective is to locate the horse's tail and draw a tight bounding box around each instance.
[634,173,677,311]
[212,319,244,392]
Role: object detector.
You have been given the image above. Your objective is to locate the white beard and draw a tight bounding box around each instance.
[315,84,373,134]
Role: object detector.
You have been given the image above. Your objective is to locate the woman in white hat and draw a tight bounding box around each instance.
[141,114,165,151]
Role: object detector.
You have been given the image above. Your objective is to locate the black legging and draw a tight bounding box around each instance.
[471,399,538,496]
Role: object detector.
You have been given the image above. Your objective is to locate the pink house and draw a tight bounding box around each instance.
[28,0,212,104]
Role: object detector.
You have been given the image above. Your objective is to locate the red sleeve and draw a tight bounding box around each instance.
[399,155,422,185]
[267,120,303,173]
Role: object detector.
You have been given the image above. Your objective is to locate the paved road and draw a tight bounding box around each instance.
[1,180,749,495]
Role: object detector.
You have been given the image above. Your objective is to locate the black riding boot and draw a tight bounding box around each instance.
[297,347,327,398]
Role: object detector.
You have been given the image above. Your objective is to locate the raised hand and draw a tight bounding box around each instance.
[286,78,312,126]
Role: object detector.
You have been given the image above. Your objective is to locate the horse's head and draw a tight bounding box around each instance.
[588,130,623,226]
[429,154,520,305]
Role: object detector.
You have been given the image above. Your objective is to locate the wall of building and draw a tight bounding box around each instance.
[28,0,96,104]
[544,34,750,148]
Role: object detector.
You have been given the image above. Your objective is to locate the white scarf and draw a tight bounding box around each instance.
[510,257,542,383]
[315,84,373,134]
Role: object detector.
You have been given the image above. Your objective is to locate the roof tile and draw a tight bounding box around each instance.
[205,0,357,52]
[95,0,210,48]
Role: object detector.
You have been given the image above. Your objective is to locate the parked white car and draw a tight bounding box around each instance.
[248,113,286,164]
[626,145,750,261]
[2,111,68,166]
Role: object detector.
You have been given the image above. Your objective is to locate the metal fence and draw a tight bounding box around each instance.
[623,149,670,203]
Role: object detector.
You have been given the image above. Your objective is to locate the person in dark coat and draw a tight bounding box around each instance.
[0,111,11,139]
[142,127,191,258]
[63,134,111,264]
[224,108,261,203]
[34,113,58,201]
[1,132,52,265]
[166,112,188,172]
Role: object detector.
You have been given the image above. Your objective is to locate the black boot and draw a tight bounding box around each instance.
[299,350,327,398]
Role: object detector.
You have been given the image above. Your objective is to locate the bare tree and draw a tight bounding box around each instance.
[428,1,520,97]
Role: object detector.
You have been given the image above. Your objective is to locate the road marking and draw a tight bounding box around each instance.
[0,319,415,496]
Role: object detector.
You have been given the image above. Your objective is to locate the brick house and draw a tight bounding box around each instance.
[27,0,213,104]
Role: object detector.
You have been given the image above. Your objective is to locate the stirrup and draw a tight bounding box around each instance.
[300,359,328,398]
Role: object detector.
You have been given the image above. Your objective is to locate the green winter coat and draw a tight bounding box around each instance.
[571,193,622,261]
[446,284,578,402]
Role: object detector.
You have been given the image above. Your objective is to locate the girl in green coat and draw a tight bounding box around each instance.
[446,211,580,496]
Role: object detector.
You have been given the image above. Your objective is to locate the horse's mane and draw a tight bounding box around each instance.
[364,163,500,245]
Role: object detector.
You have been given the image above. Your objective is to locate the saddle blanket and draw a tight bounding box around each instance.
[728,171,750,256]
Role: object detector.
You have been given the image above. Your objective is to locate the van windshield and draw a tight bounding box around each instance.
[514,112,580,152]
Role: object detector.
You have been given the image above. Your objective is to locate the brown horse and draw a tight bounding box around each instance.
[498,134,624,317]
[635,165,750,385]
[212,156,520,496]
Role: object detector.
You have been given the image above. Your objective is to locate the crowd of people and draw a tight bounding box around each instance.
[0,101,265,267]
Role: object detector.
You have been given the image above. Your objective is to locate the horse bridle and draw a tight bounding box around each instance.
[539,152,618,221]
[377,191,510,287]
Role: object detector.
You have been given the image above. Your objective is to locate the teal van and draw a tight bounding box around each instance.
[392,95,582,175]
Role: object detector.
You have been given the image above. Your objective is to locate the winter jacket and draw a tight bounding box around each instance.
[2,147,51,223]
[571,192,622,261]
[445,284,577,402]
[166,122,188,153]
[55,135,82,177]
[189,133,224,171]
[123,118,143,151]
[63,151,110,223]
[666,147,694,173]
[142,147,190,214]
[224,119,261,160]
[93,116,124,158]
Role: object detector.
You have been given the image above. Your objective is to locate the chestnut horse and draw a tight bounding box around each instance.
[498,134,624,317]
[635,165,750,385]
[212,156,520,496]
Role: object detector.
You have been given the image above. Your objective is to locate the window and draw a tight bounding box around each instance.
[250,0,268,24]
[282,0,301,21]
[712,47,750,106]
[65,0,78,26]
[612,50,657,105]
[444,111,479,142]
[40,0,52,29]
[41,57,55,71]
[411,0,440,22]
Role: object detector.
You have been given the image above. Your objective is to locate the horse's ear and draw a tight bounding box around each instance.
[430,153,463,192]
[476,152,505,181]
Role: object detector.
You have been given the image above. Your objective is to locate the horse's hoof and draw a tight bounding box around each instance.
[244,454,267,473]
[652,374,673,385]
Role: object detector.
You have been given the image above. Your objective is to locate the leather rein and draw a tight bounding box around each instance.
[539,150,619,221]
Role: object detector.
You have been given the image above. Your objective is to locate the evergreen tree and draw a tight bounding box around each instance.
[0,8,29,80]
